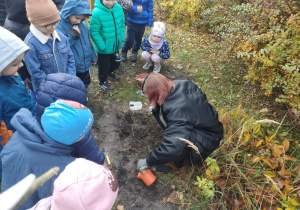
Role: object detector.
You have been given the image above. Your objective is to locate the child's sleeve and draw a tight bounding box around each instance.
[66,30,79,46]
[147,0,153,27]
[159,40,171,59]
[121,9,126,43]
[23,44,47,92]
[141,35,151,52]
[129,4,138,14]
[90,13,106,51]
[65,37,76,75]
[57,26,78,47]
[91,42,98,63]
[71,132,105,165]
[85,23,97,63]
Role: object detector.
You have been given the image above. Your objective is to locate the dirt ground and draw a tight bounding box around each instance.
[92,101,180,210]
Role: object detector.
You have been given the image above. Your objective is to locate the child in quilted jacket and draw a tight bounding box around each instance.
[121,0,153,64]
[141,22,170,73]
[90,0,125,92]
[1,100,94,209]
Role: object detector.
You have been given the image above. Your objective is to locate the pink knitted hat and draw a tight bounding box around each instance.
[52,158,118,210]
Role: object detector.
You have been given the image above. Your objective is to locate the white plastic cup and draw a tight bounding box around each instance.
[129,101,142,111]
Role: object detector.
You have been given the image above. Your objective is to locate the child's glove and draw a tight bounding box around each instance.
[68,28,80,40]
[137,158,149,173]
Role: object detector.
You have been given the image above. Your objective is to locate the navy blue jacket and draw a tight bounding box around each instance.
[0,108,75,209]
[57,0,97,73]
[0,0,5,26]
[141,34,170,59]
[36,73,105,165]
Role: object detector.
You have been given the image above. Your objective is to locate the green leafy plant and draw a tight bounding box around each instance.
[194,177,215,198]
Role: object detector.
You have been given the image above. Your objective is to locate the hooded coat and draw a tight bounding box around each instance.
[146,80,224,166]
[36,73,105,165]
[0,108,75,210]
[90,0,125,54]
[0,26,35,146]
[57,0,97,73]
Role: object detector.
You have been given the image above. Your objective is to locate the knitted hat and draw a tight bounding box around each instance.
[41,99,94,145]
[0,27,30,75]
[26,0,60,26]
[52,158,118,210]
[151,22,166,37]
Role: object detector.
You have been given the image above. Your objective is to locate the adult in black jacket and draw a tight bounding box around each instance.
[137,73,224,172]
[3,0,65,80]
[0,0,5,26]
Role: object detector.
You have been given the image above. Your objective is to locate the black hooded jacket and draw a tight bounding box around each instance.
[146,80,224,166]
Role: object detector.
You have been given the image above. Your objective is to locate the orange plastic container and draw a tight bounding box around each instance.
[137,169,156,186]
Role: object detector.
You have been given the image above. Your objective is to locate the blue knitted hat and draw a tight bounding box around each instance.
[41,99,94,145]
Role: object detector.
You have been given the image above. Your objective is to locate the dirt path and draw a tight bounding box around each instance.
[92,102,179,210]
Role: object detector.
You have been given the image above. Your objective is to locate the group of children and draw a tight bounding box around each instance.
[0,0,171,208]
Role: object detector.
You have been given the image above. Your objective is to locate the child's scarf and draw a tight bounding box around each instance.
[149,36,164,50]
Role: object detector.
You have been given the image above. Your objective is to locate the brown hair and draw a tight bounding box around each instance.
[143,73,174,106]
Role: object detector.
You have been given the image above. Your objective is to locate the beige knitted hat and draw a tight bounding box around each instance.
[26,0,60,26]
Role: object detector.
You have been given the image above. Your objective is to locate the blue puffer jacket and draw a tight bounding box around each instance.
[127,0,153,27]
[36,73,105,165]
[0,108,75,210]
[57,0,97,73]
[24,26,76,92]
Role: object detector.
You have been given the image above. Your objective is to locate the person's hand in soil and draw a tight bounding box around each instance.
[137,158,149,173]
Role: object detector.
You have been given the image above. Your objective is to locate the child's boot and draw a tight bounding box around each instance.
[131,51,138,63]
[121,51,127,62]
[99,81,114,91]
[143,62,153,70]
[153,64,161,73]
[109,72,120,80]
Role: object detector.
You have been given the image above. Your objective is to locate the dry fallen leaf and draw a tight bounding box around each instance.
[187,62,191,69]
[210,99,217,103]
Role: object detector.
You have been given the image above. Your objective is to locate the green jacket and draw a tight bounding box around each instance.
[90,0,125,54]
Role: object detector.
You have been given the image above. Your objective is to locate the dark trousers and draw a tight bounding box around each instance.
[77,70,91,89]
[122,21,146,53]
[97,53,120,83]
